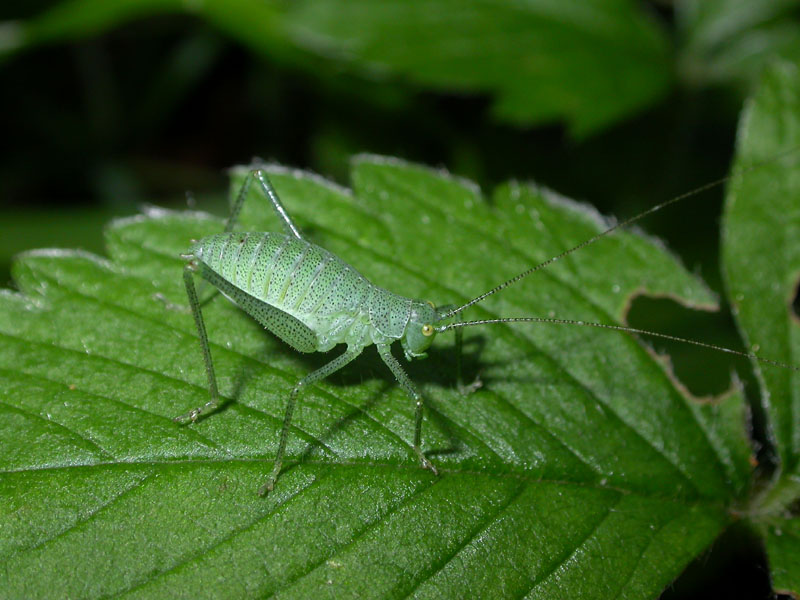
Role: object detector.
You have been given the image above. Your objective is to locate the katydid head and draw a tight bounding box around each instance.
[401,300,443,361]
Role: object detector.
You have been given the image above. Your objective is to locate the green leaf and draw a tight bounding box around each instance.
[1,157,752,598]
[678,0,800,90]
[2,0,671,136]
[723,61,800,480]
[764,517,800,596]
[722,61,800,597]
[261,0,672,136]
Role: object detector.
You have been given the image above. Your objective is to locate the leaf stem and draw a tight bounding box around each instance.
[749,473,800,520]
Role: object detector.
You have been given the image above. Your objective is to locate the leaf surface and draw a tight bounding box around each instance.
[0,158,754,598]
[723,62,800,478]
[722,61,800,598]
[3,0,671,136]
[764,516,800,597]
[678,0,800,89]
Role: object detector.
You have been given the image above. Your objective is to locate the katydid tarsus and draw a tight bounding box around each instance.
[175,154,800,496]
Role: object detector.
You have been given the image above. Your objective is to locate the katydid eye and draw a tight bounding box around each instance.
[422,324,434,336]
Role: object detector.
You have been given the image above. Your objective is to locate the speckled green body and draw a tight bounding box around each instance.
[177,168,442,494]
[192,232,417,354]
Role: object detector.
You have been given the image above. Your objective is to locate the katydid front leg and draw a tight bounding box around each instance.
[376,343,438,475]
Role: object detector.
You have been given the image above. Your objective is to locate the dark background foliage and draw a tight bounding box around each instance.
[1,1,799,597]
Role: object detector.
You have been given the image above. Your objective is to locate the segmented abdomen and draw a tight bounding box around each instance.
[193,232,371,320]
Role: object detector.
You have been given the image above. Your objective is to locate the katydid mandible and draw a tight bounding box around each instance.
[176,164,799,496]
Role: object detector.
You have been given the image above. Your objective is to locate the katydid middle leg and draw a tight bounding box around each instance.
[260,345,364,495]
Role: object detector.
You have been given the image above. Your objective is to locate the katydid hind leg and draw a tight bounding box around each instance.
[174,265,224,424]
[223,166,253,233]
[376,343,439,476]
[260,346,363,496]
[228,168,303,240]
[156,283,219,314]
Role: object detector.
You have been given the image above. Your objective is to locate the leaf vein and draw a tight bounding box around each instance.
[402,479,529,598]
[114,473,326,597]
[0,398,112,460]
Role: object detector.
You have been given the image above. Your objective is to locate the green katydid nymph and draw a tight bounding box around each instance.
[175,161,799,496]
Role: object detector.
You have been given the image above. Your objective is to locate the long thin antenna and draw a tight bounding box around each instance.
[441,146,800,319]
[436,318,799,372]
